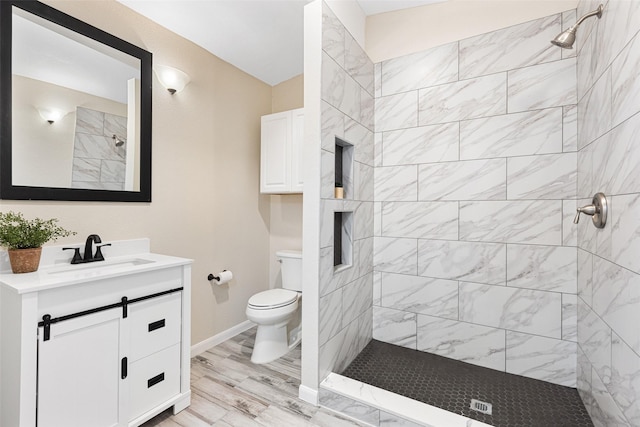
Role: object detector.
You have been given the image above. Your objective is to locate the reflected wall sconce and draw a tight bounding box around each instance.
[154,65,191,94]
[37,108,63,124]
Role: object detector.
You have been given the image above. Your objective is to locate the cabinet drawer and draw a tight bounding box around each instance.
[129,292,181,361]
[129,344,181,421]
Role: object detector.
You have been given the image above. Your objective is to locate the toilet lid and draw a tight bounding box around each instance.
[248,289,298,309]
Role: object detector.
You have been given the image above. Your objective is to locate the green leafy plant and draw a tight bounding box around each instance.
[0,211,76,250]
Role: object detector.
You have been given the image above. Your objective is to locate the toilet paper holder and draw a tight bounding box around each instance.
[207,270,228,281]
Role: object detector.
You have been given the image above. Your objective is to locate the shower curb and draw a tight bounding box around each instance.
[320,373,493,427]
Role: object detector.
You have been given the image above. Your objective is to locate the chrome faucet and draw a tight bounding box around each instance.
[63,234,111,264]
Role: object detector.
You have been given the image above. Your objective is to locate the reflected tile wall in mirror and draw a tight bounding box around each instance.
[72,106,126,191]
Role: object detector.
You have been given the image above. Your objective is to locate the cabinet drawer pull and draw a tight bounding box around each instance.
[147,372,165,388]
[148,319,166,332]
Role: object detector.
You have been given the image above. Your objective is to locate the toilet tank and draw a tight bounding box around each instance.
[276,250,302,292]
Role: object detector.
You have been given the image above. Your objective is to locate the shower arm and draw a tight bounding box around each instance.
[572,4,603,29]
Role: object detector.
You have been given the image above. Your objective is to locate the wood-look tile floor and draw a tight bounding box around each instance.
[141,328,367,427]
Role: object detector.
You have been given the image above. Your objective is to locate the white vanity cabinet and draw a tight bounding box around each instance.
[0,240,192,427]
[260,108,304,193]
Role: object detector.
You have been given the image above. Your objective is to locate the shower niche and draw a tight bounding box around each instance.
[334,138,354,199]
[333,211,353,269]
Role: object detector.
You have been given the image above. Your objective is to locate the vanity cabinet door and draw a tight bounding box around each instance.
[37,307,128,427]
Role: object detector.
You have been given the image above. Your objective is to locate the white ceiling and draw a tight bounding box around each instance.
[118,0,446,86]
[357,0,445,15]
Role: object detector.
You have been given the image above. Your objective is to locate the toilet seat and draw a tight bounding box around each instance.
[248,289,298,310]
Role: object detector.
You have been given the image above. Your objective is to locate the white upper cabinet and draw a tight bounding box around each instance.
[260,108,304,193]
[291,108,305,192]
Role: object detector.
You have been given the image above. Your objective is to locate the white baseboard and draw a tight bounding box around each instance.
[299,384,319,405]
[191,320,255,357]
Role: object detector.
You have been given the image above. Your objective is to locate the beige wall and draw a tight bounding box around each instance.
[271,74,303,114]
[268,75,304,289]
[366,0,579,62]
[2,0,273,346]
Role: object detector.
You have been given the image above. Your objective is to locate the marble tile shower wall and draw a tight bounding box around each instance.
[72,106,127,190]
[373,12,581,388]
[317,3,375,382]
[574,0,640,426]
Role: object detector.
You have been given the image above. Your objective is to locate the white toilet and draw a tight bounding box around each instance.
[246,250,302,364]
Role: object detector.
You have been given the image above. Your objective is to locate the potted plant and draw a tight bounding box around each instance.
[0,211,76,274]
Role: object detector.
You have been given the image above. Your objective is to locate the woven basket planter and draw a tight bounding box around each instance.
[8,247,43,274]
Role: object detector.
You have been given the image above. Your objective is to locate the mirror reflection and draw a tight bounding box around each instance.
[12,6,142,191]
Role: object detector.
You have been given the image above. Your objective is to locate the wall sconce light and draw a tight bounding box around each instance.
[37,108,63,124]
[154,65,191,95]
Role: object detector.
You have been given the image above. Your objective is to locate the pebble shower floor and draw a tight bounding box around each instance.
[341,340,593,427]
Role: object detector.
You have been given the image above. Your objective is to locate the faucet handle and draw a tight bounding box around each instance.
[573,210,581,224]
[573,204,596,224]
[94,243,111,261]
[63,247,82,264]
[574,193,608,228]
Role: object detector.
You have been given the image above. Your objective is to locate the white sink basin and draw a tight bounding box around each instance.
[47,258,155,275]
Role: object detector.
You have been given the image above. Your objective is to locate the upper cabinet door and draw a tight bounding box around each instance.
[290,108,305,192]
[260,108,304,194]
[260,111,292,193]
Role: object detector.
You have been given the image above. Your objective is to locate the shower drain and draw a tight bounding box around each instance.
[470,399,493,415]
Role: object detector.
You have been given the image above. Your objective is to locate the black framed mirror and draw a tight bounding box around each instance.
[0,0,152,202]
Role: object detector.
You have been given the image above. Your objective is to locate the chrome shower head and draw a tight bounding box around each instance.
[551,27,577,49]
[112,134,126,147]
[551,4,603,49]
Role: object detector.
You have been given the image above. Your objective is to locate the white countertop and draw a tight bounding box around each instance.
[0,238,191,295]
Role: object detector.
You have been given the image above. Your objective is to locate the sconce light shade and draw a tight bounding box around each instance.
[154,65,190,94]
[37,108,63,124]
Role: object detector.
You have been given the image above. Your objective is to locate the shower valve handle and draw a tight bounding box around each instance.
[573,193,607,228]
[573,205,596,223]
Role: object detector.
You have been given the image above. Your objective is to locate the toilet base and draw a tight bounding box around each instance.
[251,321,290,364]
[246,292,301,364]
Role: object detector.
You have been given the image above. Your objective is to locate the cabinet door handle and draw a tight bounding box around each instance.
[147,372,165,388]
[42,314,52,341]
[121,296,128,318]
[148,319,166,332]
[121,357,128,379]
